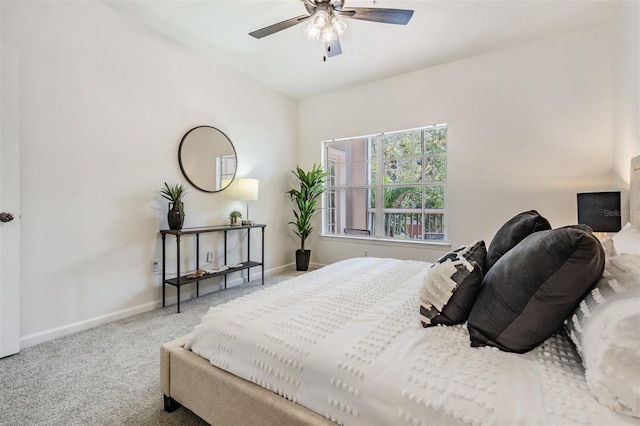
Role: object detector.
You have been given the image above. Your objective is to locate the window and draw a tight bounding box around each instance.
[323,124,447,242]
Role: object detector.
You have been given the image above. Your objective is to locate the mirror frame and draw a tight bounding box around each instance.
[178,125,238,193]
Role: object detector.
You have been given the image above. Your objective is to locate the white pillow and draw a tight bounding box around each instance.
[565,254,640,418]
[613,222,640,255]
[600,236,618,259]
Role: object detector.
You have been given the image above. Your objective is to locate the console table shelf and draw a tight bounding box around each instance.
[163,261,262,286]
[160,224,266,313]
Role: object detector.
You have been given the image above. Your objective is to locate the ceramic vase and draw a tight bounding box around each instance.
[168,202,184,230]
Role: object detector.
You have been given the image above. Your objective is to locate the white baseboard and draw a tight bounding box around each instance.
[280,262,326,271]
[20,300,160,349]
[19,264,291,350]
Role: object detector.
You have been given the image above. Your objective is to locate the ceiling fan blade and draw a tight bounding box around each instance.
[249,15,311,39]
[337,8,413,25]
[326,38,342,58]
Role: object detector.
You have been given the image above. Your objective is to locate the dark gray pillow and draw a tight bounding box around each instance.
[467,227,605,353]
[419,240,487,327]
[486,210,551,270]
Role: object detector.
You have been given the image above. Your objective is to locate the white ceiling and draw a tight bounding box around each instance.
[106,0,620,99]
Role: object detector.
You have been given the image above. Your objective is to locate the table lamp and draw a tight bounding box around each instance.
[577,191,622,239]
[238,178,259,225]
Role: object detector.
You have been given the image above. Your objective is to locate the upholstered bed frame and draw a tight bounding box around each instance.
[161,155,640,425]
[161,335,331,425]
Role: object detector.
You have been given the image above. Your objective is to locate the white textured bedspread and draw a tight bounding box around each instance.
[185,257,637,425]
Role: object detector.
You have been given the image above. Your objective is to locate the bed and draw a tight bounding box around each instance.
[161,155,640,425]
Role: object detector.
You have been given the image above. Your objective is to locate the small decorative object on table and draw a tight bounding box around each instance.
[229,210,242,226]
[186,269,206,279]
[160,182,187,230]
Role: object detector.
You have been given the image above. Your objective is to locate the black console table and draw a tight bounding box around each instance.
[160,224,266,313]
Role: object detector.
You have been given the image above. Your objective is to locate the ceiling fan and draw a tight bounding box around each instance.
[249,0,414,59]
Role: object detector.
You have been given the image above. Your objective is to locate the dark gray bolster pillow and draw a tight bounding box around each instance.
[467,226,605,353]
[486,210,551,271]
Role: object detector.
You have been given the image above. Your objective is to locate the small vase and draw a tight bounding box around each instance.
[167,202,184,230]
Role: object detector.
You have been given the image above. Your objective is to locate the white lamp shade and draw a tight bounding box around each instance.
[238,178,259,201]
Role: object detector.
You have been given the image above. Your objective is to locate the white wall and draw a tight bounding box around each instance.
[612,1,640,224]
[1,0,299,346]
[300,26,617,265]
[2,0,636,347]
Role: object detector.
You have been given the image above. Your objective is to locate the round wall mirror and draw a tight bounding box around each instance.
[178,125,237,193]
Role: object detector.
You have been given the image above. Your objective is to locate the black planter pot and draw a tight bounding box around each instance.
[167,202,184,230]
[295,249,311,271]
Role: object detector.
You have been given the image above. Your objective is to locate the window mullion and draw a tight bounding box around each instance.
[421,130,426,238]
[375,135,384,238]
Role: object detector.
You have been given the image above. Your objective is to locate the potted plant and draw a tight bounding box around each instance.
[286,163,328,271]
[160,182,187,230]
[229,210,242,226]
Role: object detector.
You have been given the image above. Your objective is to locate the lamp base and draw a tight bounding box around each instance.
[242,220,254,226]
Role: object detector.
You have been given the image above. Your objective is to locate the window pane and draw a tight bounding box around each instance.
[424,156,446,183]
[325,188,372,236]
[371,164,378,186]
[383,134,411,158]
[339,162,370,186]
[384,130,422,156]
[425,127,447,155]
[327,162,336,187]
[326,139,352,153]
[424,212,445,241]
[383,159,421,184]
[383,186,422,209]
[327,140,371,186]
[424,185,445,209]
[369,137,378,160]
[326,189,336,234]
[382,211,425,239]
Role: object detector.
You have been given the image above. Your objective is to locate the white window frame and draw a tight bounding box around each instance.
[322,124,447,244]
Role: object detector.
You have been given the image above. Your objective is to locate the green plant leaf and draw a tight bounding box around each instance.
[160,182,188,216]
[160,182,187,202]
[286,163,328,251]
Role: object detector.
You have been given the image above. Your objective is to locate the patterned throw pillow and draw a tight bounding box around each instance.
[565,254,640,418]
[419,240,486,327]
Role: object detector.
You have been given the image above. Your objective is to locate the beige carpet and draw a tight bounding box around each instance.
[0,269,310,426]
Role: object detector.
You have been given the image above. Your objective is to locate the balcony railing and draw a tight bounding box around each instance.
[367,208,445,241]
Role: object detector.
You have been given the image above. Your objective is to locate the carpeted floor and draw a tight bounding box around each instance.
[0,269,307,426]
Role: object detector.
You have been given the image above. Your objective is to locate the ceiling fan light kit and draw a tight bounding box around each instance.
[303,9,347,42]
[249,0,414,59]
